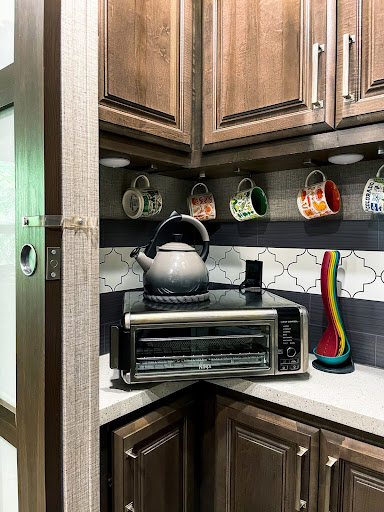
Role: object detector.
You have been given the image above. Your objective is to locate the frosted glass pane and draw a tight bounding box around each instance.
[0,437,18,512]
[0,107,16,408]
[0,0,15,70]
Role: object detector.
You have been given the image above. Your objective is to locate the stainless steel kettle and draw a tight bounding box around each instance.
[130,212,210,300]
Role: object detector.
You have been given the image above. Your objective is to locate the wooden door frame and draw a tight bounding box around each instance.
[0,0,100,511]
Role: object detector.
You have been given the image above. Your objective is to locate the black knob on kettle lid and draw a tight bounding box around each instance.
[173,233,183,242]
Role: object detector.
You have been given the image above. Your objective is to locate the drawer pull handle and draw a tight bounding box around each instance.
[295,446,308,510]
[312,43,325,109]
[323,456,338,512]
[342,33,355,102]
[125,448,138,459]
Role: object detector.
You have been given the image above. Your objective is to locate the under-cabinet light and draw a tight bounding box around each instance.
[328,153,364,165]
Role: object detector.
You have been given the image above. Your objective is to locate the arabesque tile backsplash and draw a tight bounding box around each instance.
[100,245,384,301]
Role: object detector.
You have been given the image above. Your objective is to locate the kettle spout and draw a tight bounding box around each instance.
[130,248,153,272]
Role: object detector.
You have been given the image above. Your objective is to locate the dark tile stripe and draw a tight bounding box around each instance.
[101,219,203,248]
[102,218,380,251]
[272,289,383,368]
[376,336,384,369]
[258,219,379,250]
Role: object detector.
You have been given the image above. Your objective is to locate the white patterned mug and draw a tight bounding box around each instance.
[187,183,216,221]
[229,178,268,222]
[362,164,384,214]
[297,170,341,220]
[122,175,162,219]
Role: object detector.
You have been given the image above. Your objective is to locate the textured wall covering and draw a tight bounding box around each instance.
[208,159,384,222]
[100,159,384,222]
[61,1,99,511]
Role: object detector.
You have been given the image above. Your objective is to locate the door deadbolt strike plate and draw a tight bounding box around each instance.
[46,247,61,280]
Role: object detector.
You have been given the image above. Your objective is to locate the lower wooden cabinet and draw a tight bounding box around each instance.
[319,430,384,512]
[109,392,384,512]
[112,398,196,512]
[214,396,319,512]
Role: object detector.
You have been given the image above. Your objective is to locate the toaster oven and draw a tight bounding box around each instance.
[110,288,308,384]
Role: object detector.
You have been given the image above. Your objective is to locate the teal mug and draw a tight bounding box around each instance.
[229,178,268,221]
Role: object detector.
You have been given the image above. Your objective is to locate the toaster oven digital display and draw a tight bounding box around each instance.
[133,324,271,376]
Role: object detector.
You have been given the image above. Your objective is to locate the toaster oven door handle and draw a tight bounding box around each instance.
[295,446,308,510]
[110,325,131,370]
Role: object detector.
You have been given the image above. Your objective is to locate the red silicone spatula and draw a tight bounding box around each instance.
[315,251,339,357]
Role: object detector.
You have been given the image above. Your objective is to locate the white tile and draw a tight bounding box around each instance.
[354,275,384,301]
[270,271,306,292]
[269,247,304,269]
[287,249,322,292]
[339,251,376,298]
[217,247,245,284]
[354,250,384,276]
[99,248,129,291]
[256,248,284,288]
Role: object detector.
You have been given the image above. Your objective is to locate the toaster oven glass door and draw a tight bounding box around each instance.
[133,323,272,378]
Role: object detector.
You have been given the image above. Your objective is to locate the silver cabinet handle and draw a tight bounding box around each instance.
[323,456,338,512]
[125,448,138,459]
[342,33,355,101]
[125,502,134,512]
[295,446,308,510]
[312,43,325,109]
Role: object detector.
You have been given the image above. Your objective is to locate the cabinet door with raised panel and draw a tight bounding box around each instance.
[336,0,384,128]
[202,0,336,150]
[214,396,319,512]
[113,398,195,512]
[319,430,384,512]
[99,0,192,148]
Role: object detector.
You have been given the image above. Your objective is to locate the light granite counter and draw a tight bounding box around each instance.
[99,354,196,425]
[100,354,384,436]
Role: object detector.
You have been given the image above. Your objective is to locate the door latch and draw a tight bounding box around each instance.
[46,247,61,280]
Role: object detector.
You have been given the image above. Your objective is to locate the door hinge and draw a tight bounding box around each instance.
[46,247,61,280]
[22,215,97,229]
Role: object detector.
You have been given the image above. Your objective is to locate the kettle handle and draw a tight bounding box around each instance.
[144,211,210,261]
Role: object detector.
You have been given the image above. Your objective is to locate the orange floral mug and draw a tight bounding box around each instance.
[297,170,341,220]
[187,183,216,221]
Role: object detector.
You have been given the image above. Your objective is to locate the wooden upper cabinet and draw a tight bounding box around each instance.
[319,430,384,512]
[99,0,193,148]
[202,0,336,150]
[214,396,319,512]
[336,0,384,128]
[113,398,195,512]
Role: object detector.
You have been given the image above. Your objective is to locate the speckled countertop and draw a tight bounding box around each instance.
[99,354,197,425]
[100,355,384,436]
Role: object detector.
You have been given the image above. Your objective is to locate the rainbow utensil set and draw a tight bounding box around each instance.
[313,251,354,373]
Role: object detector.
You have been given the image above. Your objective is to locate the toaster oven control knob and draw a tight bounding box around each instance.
[287,347,296,358]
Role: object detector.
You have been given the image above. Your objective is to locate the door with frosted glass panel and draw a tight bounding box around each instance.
[0,1,18,511]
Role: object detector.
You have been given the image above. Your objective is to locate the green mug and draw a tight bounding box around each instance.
[230,178,268,221]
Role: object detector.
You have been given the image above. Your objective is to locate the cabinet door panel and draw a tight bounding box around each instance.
[336,0,384,127]
[231,425,289,511]
[113,399,195,512]
[214,396,319,512]
[319,430,384,512]
[99,0,192,146]
[203,0,336,149]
